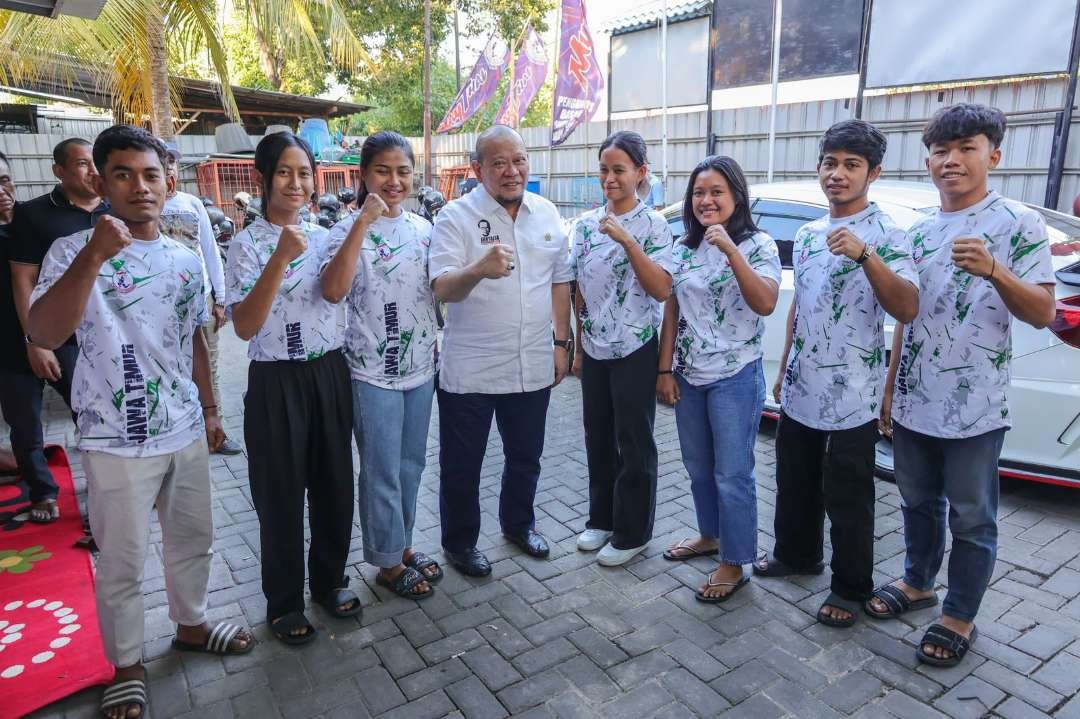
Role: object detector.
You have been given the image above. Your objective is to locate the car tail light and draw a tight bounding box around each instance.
[1050,295,1080,348]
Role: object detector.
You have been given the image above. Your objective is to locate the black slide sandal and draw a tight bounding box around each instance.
[271,611,318,646]
[865,584,939,620]
[918,624,977,667]
[817,592,860,628]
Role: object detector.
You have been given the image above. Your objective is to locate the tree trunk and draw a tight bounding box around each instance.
[423,0,432,186]
[147,10,174,139]
[252,22,284,90]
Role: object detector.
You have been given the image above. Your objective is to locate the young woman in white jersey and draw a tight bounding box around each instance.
[225,133,358,645]
[571,130,674,567]
[321,131,442,598]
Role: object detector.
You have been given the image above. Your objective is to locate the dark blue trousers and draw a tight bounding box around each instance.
[0,343,77,502]
[438,387,551,553]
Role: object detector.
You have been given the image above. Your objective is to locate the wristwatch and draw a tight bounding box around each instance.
[854,244,872,265]
[554,338,574,354]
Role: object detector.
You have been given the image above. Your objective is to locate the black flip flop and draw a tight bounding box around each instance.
[865,583,939,620]
[918,624,977,667]
[406,551,444,584]
[817,592,860,628]
[694,574,749,604]
[663,538,720,561]
[752,551,824,577]
[171,621,254,655]
[270,611,317,646]
[314,577,363,618]
[377,566,435,599]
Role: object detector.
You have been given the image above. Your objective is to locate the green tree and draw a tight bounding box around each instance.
[0,0,365,138]
[340,0,556,136]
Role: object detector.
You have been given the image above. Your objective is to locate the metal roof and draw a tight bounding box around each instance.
[0,0,105,18]
[604,0,712,36]
[0,61,371,122]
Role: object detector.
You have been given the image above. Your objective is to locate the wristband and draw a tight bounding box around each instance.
[854,244,872,265]
[658,370,673,375]
[202,404,217,411]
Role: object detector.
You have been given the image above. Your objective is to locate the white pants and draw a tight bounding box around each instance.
[84,438,213,667]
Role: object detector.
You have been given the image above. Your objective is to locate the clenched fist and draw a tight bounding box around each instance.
[705,224,737,256]
[87,215,134,263]
[273,225,308,263]
[951,237,995,278]
[359,192,390,224]
[598,214,633,247]
[826,227,867,261]
[476,243,516,279]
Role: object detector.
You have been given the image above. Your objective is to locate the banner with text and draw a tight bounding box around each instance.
[496,25,549,127]
[437,33,510,134]
[551,0,603,146]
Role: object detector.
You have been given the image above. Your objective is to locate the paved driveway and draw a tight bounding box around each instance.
[27,331,1080,718]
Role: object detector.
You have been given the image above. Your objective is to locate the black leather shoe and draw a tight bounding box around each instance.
[504,530,550,558]
[444,548,492,577]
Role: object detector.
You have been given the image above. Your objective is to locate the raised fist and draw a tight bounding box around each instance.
[87,215,133,262]
[826,227,867,262]
[359,192,389,224]
[477,243,515,279]
[705,224,737,256]
[274,225,308,262]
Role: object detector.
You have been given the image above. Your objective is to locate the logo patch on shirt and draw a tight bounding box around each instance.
[112,268,135,295]
[478,219,500,245]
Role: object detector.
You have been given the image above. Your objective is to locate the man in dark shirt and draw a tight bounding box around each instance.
[0,152,20,477]
[5,138,106,522]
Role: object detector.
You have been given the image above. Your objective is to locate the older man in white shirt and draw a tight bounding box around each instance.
[429,125,573,577]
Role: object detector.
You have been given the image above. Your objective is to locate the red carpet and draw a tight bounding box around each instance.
[0,446,113,718]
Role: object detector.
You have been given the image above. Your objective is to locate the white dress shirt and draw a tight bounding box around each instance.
[429,185,572,394]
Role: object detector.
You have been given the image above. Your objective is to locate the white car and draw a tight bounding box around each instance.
[658,180,1080,489]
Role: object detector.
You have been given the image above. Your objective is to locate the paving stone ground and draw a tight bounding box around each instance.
[23,331,1080,718]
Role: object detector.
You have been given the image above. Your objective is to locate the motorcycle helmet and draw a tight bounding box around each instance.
[317,193,341,213]
[337,186,357,206]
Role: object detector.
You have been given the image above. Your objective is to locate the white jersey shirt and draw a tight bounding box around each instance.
[671,231,782,385]
[893,192,1055,439]
[31,229,209,457]
[570,202,675,360]
[325,210,437,390]
[225,217,343,362]
[781,204,918,430]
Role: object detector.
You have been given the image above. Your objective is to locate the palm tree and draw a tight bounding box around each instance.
[0,0,367,139]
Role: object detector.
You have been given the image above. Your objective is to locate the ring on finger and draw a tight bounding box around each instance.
[507,261,516,271]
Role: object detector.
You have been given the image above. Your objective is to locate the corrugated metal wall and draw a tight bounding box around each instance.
[3,77,1078,220]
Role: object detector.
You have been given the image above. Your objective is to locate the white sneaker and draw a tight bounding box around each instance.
[597,543,646,566]
[577,529,613,552]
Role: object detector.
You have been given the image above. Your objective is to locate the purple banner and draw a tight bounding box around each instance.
[551,0,604,146]
[495,25,549,127]
[437,33,510,134]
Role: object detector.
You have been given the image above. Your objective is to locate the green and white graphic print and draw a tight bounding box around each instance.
[225,217,343,362]
[893,192,1054,439]
[671,231,781,385]
[570,202,675,360]
[780,204,917,431]
[325,211,436,390]
[31,230,210,457]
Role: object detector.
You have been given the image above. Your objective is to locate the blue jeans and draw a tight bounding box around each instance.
[674,360,764,566]
[352,378,435,568]
[893,422,1006,623]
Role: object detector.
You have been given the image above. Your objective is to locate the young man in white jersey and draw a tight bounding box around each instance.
[759,120,919,628]
[870,104,1056,667]
[28,125,253,719]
